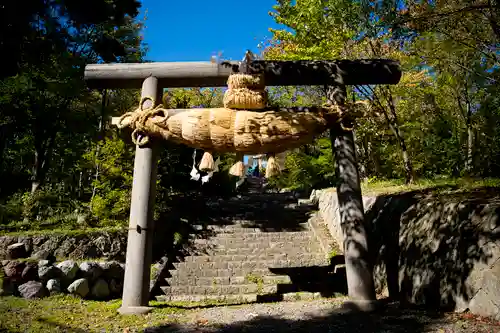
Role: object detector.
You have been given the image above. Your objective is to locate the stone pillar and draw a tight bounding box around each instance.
[118,76,160,315]
[328,84,377,311]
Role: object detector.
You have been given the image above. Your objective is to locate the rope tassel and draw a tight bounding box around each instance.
[265,153,281,178]
[229,153,245,177]
[199,151,215,172]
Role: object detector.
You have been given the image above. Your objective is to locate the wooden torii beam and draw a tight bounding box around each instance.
[84,58,401,315]
[84,59,401,88]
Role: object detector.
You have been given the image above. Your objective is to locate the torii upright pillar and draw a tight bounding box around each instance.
[118,76,160,315]
[328,84,377,311]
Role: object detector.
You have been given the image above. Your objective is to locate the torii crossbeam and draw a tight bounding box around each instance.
[84,57,401,315]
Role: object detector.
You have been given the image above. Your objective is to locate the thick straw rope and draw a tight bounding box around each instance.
[227,73,265,90]
[117,96,168,146]
[223,73,267,110]
[116,71,368,149]
[223,88,267,110]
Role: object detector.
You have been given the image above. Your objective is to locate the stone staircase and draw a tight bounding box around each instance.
[245,176,266,194]
[156,192,346,304]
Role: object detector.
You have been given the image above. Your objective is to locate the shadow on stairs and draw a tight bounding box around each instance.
[153,190,343,305]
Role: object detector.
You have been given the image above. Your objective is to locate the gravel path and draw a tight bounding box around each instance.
[145,298,500,333]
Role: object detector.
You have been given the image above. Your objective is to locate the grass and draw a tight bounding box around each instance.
[0,225,125,237]
[0,294,188,332]
[0,294,268,332]
[360,177,500,196]
[245,273,265,294]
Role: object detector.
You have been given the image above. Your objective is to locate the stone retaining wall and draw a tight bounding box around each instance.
[310,187,500,320]
[0,230,128,262]
[1,259,124,300]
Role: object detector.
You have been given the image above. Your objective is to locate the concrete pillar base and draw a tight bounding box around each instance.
[340,299,382,313]
[118,306,153,315]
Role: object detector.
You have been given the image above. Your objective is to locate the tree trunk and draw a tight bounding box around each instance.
[393,125,414,184]
[383,87,415,184]
[380,109,415,184]
[353,130,367,181]
[31,134,56,194]
[464,95,474,176]
[90,90,108,210]
[367,139,382,177]
[0,124,7,166]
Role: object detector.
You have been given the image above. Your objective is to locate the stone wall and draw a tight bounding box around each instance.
[310,188,377,248]
[310,187,500,320]
[1,259,124,300]
[0,230,127,262]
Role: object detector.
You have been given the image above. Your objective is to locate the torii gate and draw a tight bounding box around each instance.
[84,57,401,314]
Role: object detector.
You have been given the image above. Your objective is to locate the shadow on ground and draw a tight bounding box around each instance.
[144,302,474,333]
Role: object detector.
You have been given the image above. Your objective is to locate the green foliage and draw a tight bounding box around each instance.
[84,135,134,225]
[263,0,500,188]
[268,136,336,192]
[328,249,338,260]
[0,295,185,332]
[361,177,500,196]
[2,0,500,241]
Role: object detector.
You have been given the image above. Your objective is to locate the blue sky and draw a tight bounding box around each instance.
[139,0,285,62]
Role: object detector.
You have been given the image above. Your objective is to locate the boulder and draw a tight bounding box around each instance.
[56,260,79,281]
[100,261,124,280]
[18,281,47,299]
[108,237,126,261]
[21,262,38,281]
[16,237,32,253]
[69,244,99,259]
[53,238,77,259]
[67,278,89,298]
[31,235,48,248]
[109,279,123,296]
[0,236,17,258]
[3,261,25,282]
[79,261,103,281]
[90,279,110,299]
[38,264,60,282]
[7,243,28,259]
[93,236,110,255]
[38,237,62,253]
[31,250,54,261]
[46,279,61,293]
[38,259,50,267]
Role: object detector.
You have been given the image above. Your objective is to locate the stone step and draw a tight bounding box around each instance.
[181,253,322,263]
[280,291,323,302]
[192,245,321,256]
[192,223,311,233]
[156,293,258,304]
[166,274,292,286]
[161,284,278,295]
[206,202,305,208]
[169,263,325,278]
[192,238,314,248]
[211,207,313,214]
[192,225,261,233]
[210,231,313,239]
[169,268,283,278]
[173,258,328,270]
[156,292,324,303]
